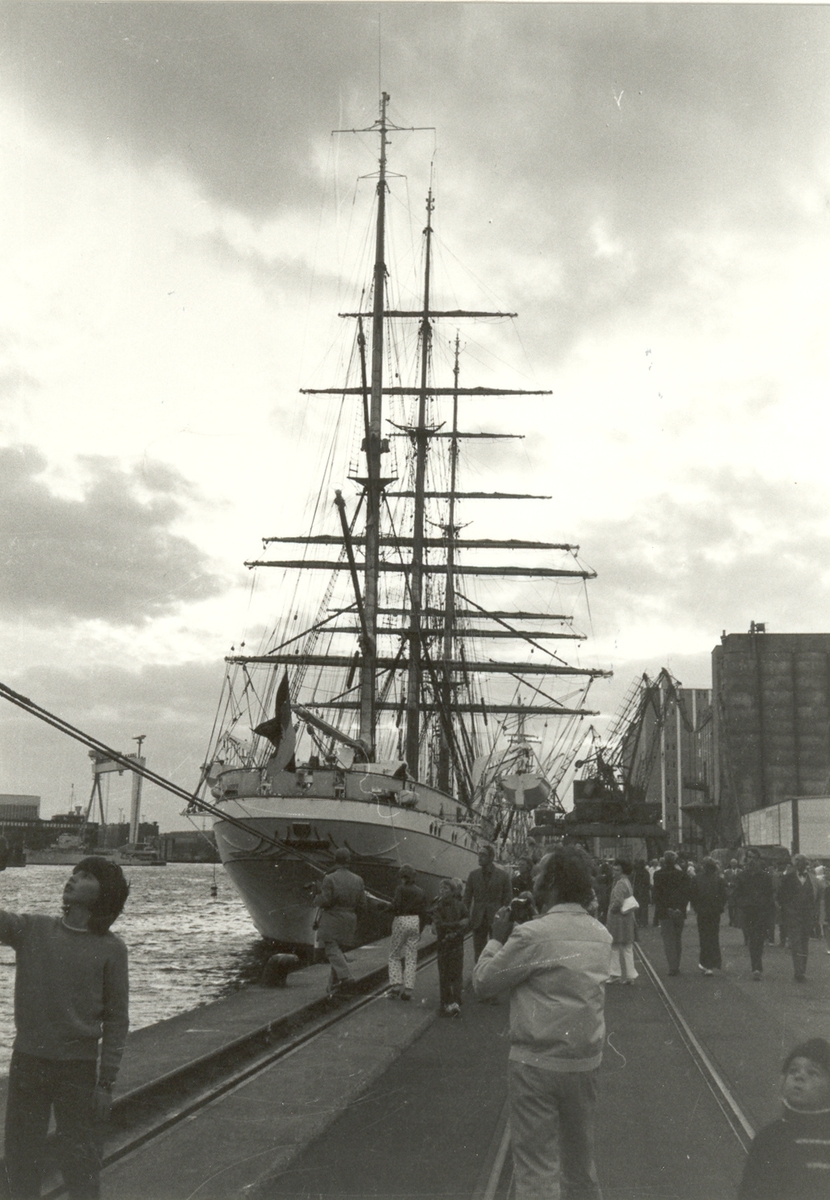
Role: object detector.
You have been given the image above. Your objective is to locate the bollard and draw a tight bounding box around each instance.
[261,952,300,987]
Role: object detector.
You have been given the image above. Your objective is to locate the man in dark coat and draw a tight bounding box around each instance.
[464,846,512,960]
[652,851,691,976]
[779,855,817,982]
[735,849,775,980]
[313,848,367,995]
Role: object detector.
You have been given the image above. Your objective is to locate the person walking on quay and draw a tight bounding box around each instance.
[723,858,740,927]
[652,851,690,976]
[387,864,426,1001]
[632,859,651,928]
[738,1036,830,1200]
[464,845,512,961]
[313,847,367,997]
[432,878,468,1016]
[734,849,775,981]
[1,857,129,1200]
[689,857,727,975]
[473,845,612,1200]
[607,859,639,984]
[778,855,817,983]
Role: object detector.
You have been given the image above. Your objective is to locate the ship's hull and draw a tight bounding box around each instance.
[212,776,482,947]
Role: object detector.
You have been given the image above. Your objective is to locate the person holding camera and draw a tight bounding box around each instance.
[473,845,612,1200]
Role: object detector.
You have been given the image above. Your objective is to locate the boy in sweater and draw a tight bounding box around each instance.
[738,1037,830,1200]
[1,857,129,1200]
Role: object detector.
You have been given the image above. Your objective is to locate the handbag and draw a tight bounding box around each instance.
[620,895,640,914]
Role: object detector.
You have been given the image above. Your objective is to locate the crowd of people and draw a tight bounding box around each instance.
[1,842,824,1199]
[313,841,830,1200]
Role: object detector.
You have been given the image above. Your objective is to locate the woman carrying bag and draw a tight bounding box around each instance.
[607,859,639,984]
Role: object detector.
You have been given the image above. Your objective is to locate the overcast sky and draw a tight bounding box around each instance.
[2,2,829,827]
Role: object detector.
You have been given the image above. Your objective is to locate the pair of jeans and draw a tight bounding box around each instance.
[507,1060,602,1200]
[741,908,768,973]
[696,912,722,970]
[4,1051,101,1200]
[787,917,812,979]
[436,937,464,1007]
[659,912,685,973]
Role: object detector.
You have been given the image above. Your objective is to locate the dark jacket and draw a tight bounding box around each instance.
[464,864,512,931]
[391,882,427,918]
[690,873,727,917]
[778,870,817,924]
[735,863,775,914]
[431,895,469,944]
[738,1105,830,1200]
[652,866,691,921]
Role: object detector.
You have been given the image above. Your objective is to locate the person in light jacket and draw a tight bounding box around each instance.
[313,848,367,996]
[607,859,638,984]
[474,844,612,1200]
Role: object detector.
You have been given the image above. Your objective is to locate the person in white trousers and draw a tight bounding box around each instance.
[607,859,639,984]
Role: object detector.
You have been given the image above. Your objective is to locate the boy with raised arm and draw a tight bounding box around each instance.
[1,857,129,1200]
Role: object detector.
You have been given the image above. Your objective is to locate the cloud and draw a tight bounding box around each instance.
[0,445,226,624]
[0,658,224,823]
[585,468,830,646]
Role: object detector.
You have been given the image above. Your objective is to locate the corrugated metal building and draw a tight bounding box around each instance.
[712,627,830,844]
[0,794,40,821]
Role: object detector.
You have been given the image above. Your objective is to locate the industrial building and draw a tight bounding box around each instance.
[712,625,830,846]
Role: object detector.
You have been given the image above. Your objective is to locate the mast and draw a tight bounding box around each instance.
[359,91,391,757]
[404,190,435,777]
[437,335,462,793]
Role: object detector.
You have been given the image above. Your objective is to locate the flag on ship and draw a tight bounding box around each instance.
[254,674,296,771]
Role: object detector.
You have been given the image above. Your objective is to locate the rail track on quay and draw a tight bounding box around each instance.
[474,940,755,1200]
[35,931,777,1200]
[38,947,441,1199]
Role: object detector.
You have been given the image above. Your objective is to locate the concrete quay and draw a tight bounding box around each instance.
[6,921,829,1199]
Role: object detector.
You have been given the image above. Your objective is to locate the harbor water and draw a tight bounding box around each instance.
[0,862,264,1076]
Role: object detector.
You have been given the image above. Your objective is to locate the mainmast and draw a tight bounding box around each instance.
[404,190,435,776]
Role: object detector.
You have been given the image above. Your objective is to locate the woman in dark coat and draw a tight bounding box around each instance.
[690,857,728,974]
[632,860,651,928]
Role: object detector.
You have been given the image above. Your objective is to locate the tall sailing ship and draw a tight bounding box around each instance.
[201,96,609,948]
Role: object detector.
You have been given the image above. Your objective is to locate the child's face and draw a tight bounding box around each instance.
[782,1057,830,1111]
[440,881,453,898]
